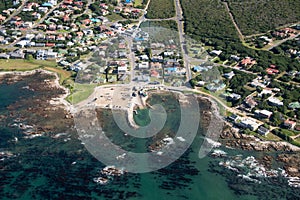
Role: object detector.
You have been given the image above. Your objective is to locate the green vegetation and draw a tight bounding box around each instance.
[140,20,179,44]
[180,0,300,73]
[0,0,15,13]
[262,132,282,141]
[106,13,125,22]
[0,59,76,100]
[0,58,74,86]
[140,20,178,30]
[134,0,143,7]
[146,0,175,19]
[227,0,300,35]
[180,0,239,44]
[66,83,96,104]
[271,36,300,58]
[43,66,74,86]
[0,59,56,71]
[273,129,300,147]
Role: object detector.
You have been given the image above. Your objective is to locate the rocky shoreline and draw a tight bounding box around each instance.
[1,69,299,181]
[0,70,74,135]
[219,123,300,178]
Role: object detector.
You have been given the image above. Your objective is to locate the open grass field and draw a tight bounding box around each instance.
[106,13,125,22]
[66,83,97,104]
[0,59,76,100]
[146,0,175,19]
[43,66,74,85]
[227,0,300,35]
[134,0,143,7]
[0,59,55,71]
[0,59,74,84]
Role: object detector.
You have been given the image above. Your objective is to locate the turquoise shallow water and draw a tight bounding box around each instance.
[0,74,299,199]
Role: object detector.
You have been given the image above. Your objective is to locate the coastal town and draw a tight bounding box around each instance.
[0,0,299,148]
[0,0,300,197]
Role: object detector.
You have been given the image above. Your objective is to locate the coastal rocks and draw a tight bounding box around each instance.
[210,149,227,157]
[0,71,74,136]
[218,124,300,185]
[220,125,299,152]
[93,166,126,185]
[218,155,285,184]
[277,154,300,178]
[287,177,300,188]
[0,151,16,162]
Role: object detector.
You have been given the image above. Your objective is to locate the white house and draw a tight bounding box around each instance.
[16,40,31,48]
[48,0,57,5]
[117,66,127,74]
[239,118,260,131]
[268,97,283,106]
[138,62,149,69]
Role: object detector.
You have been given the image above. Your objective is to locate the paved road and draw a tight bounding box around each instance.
[267,33,300,50]
[174,0,192,83]
[125,38,136,82]
[2,0,28,24]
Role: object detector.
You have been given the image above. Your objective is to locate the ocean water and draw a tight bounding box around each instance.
[0,74,299,200]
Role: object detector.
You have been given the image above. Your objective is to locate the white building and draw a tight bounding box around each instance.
[117,66,127,74]
[48,0,57,5]
[268,97,283,106]
[138,62,149,69]
[239,118,260,131]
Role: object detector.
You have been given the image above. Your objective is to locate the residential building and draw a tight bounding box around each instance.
[240,57,256,67]
[138,62,149,69]
[254,110,273,119]
[9,50,25,59]
[228,114,240,122]
[0,53,10,59]
[288,102,300,109]
[117,66,127,74]
[268,97,283,106]
[227,93,241,101]
[283,119,297,129]
[135,75,150,82]
[210,50,222,56]
[257,126,269,136]
[239,118,260,131]
[223,71,235,79]
[244,97,258,109]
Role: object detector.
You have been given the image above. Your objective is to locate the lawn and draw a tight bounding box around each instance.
[140,20,178,30]
[0,59,74,85]
[134,0,143,7]
[0,59,54,71]
[106,13,125,22]
[44,66,74,85]
[261,132,282,141]
[66,83,97,104]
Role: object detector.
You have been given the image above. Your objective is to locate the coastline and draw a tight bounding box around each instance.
[1,69,299,179]
[0,69,72,112]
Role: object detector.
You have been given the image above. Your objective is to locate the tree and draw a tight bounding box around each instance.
[271,112,282,126]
